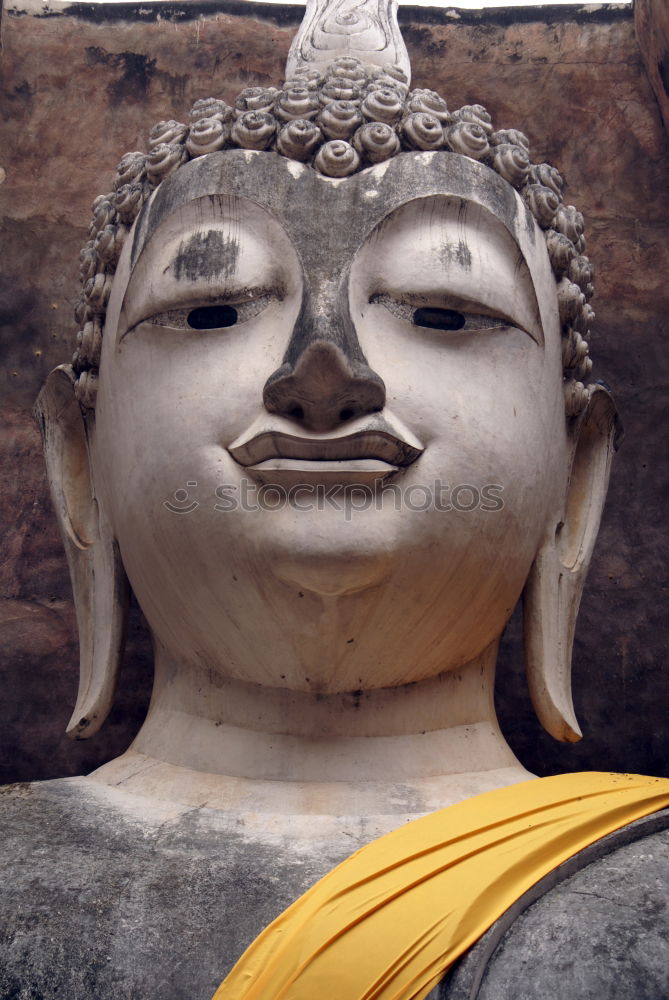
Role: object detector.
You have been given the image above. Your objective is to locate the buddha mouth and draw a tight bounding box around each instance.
[228,413,423,485]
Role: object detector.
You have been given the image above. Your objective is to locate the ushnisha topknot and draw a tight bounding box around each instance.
[72,54,595,417]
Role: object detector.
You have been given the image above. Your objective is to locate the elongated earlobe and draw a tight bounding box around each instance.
[34,365,128,739]
[523,385,621,742]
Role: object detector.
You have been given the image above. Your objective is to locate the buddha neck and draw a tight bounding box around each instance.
[91,638,531,815]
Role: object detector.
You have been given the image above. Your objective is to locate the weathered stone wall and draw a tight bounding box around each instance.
[1,1,667,783]
[636,0,669,132]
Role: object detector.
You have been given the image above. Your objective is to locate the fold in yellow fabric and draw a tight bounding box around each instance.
[212,772,669,1000]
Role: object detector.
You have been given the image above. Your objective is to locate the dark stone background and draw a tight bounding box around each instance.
[0,1,667,783]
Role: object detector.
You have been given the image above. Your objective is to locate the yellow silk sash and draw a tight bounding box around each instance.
[212,772,669,1000]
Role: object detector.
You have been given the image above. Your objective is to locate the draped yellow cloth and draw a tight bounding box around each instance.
[212,772,669,1000]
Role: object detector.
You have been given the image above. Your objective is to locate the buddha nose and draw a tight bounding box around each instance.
[262,283,385,433]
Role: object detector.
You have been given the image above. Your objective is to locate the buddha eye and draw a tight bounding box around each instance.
[371,294,508,333]
[139,291,274,333]
[187,305,238,329]
[412,307,465,331]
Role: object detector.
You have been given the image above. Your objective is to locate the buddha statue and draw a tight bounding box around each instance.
[2,1,667,998]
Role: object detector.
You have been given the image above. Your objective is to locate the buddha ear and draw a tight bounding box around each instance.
[34,365,129,739]
[523,384,622,742]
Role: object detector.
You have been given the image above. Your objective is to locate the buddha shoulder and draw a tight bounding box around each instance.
[0,777,354,998]
[440,810,669,1000]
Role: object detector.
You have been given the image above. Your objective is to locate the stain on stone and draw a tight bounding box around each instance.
[30,1,304,28]
[398,4,631,29]
[156,68,190,103]
[346,688,364,710]
[10,0,631,28]
[658,53,669,99]
[400,24,446,61]
[441,240,472,270]
[172,230,240,282]
[85,47,157,105]
[131,197,153,269]
[0,288,37,328]
[110,52,156,104]
[6,80,33,104]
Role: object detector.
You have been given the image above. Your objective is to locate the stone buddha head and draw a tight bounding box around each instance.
[35,0,619,808]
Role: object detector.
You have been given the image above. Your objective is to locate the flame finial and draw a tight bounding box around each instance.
[286,0,411,83]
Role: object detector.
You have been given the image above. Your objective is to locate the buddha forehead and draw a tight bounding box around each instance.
[134,148,531,252]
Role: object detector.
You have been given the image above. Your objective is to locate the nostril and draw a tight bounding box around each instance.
[339,408,355,422]
[289,405,305,421]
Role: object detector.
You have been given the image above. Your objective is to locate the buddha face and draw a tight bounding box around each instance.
[90,149,568,693]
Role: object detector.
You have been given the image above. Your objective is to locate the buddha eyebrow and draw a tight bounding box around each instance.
[439,240,472,271]
[169,230,240,282]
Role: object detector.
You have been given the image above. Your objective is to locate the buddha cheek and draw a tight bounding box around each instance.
[372,339,557,544]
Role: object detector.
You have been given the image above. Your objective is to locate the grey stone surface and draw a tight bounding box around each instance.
[440,812,669,1000]
[0,778,355,998]
[2,778,667,998]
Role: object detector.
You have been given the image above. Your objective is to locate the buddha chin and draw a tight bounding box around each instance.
[269,537,391,598]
